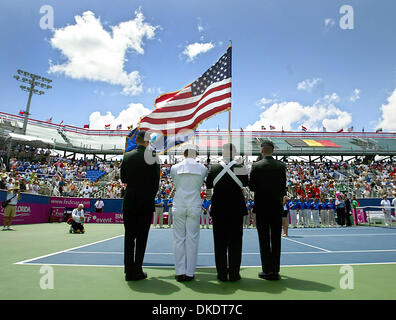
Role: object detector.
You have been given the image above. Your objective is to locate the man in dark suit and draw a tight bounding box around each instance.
[121,130,160,281]
[249,140,286,281]
[206,143,248,282]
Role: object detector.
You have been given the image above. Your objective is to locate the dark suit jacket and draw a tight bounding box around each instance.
[121,145,160,216]
[249,156,286,221]
[206,161,248,217]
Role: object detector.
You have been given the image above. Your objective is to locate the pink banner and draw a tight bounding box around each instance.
[50,197,91,208]
[83,212,124,224]
[0,203,50,225]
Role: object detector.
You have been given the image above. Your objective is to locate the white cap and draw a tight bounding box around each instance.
[182,144,198,152]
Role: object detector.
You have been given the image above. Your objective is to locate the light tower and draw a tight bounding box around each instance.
[13,70,52,134]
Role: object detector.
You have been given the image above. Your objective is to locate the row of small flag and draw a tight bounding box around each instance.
[257,124,383,134]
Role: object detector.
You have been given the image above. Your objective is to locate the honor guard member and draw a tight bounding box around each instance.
[121,130,160,281]
[249,140,286,281]
[206,143,249,282]
[170,144,207,282]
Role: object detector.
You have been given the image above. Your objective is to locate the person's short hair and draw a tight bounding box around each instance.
[260,139,274,149]
[222,143,237,157]
[136,130,150,144]
[183,144,198,158]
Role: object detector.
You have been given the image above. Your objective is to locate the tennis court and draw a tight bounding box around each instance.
[2,223,396,300]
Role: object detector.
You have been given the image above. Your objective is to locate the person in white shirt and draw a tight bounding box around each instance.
[392,194,396,220]
[94,197,104,213]
[170,144,207,282]
[2,184,21,231]
[380,195,392,227]
[70,204,85,234]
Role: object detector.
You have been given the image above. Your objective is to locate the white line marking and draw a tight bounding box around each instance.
[14,235,124,265]
[283,237,332,252]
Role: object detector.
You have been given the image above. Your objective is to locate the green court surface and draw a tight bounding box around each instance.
[1,223,395,300]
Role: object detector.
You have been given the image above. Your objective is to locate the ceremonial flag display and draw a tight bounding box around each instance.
[301,126,307,132]
[139,46,232,135]
[124,127,139,153]
[285,138,341,148]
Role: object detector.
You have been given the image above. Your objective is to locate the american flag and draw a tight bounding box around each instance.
[270,125,276,130]
[139,46,232,135]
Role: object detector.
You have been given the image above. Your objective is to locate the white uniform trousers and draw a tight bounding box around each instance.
[328,210,336,226]
[167,208,173,227]
[173,205,201,277]
[312,210,320,227]
[384,209,392,227]
[321,210,329,227]
[290,210,298,227]
[153,207,164,228]
[301,209,310,227]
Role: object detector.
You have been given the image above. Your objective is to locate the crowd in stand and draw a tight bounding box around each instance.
[1,151,395,202]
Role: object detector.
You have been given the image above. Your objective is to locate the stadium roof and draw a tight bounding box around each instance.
[1,111,396,157]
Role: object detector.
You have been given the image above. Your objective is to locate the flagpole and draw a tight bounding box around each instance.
[228,40,232,143]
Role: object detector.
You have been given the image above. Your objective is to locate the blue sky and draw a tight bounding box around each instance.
[1,0,395,132]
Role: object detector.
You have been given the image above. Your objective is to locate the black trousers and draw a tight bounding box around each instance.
[336,208,345,226]
[256,214,282,274]
[123,212,152,276]
[212,214,244,278]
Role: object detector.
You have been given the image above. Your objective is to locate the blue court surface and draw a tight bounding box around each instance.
[16,226,396,268]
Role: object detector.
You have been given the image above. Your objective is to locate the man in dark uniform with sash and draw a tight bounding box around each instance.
[249,140,286,281]
[121,130,160,281]
[206,143,248,282]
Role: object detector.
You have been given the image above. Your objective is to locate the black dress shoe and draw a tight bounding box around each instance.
[175,275,186,282]
[258,272,273,280]
[184,275,195,281]
[229,274,241,282]
[271,272,281,280]
[125,272,147,281]
[217,274,228,282]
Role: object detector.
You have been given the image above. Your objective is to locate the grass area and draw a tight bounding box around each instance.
[0,223,395,300]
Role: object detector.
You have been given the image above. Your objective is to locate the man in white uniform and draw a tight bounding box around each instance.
[170,145,207,282]
[380,195,392,227]
[70,204,85,234]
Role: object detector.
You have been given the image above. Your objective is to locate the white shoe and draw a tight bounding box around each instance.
[7,226,13,230]
[2,227,7,231]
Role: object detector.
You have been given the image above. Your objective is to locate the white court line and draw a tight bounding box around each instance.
[14,235,124,265]
[283,237,332,252]
[13,262,396,269]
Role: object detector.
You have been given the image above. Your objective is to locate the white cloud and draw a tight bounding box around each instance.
[350,89,360,102]
[297,78,322,92]
[246,94,352,132]
[48,8,158,95]
[377,88,396,131]
[89,103,151,129]
[324,18,335,30]
[323,92,340,104]
[183,42,215,61]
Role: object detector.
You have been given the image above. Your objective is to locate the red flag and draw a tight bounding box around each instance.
[84,124,89,128]
[337,128,343,133]
[19,110,25,115]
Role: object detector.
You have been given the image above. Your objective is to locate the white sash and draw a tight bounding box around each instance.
[213,160,243,188]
